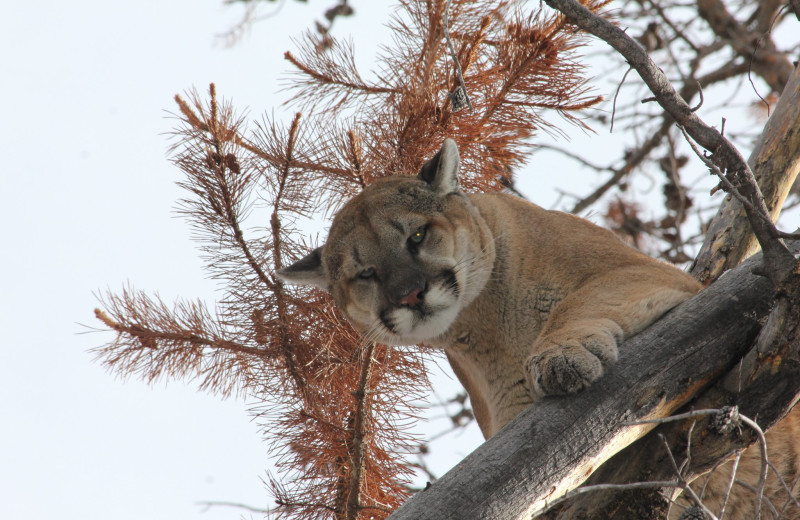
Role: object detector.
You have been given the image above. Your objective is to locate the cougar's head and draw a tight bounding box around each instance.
[277,139,495,346]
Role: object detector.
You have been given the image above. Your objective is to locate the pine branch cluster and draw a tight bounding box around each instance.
[93,1,604,518]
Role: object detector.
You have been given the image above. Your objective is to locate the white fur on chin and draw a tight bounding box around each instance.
[384,284,461,345]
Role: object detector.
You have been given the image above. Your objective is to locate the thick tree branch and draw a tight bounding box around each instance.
[390,251,789,520]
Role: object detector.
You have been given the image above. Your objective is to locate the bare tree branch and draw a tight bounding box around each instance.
[696,0,793,94]
[543,0,795,285]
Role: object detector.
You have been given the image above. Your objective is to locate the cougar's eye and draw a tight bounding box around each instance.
[409,227,426,245]
[358,267,376,280]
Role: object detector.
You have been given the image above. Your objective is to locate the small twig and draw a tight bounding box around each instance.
[661,433,683,478]
[677,126,757,211]
[733,480,780,519]
[680,420,697,475]
[536,143,612,172]
[611,66,633,133]
[767,461,800,511]
[689,79,704,112]
[544,479,684,511]
[624,408,728,427]
[644,0,700,54]
[746,5,788,118]
[718,451,741,518]
[737,414,770,520]
[779,470,800,516]
[196,500,271,514]
[657,434,720,520]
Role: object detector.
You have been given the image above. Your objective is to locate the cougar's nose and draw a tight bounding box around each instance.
[388,270,427,308]
[399,288,424,308]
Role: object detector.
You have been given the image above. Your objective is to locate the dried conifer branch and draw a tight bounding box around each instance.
[175,89,351,181]
[170,86,276,295]
[93,290,261,397]
[268,112,307,393]
[284,43,398,112]
[281,0,604,193]
[100,82,431,519]
[346,342,376,520]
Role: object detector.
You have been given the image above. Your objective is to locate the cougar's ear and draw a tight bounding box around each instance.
[276,247,328,290]
[418,138,460,195]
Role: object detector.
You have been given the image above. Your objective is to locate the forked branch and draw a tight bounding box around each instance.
[542,0,796,285]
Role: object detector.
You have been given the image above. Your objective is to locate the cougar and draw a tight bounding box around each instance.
[279,139,800,518]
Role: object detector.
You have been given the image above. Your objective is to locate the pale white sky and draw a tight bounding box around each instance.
[1,1,794,519]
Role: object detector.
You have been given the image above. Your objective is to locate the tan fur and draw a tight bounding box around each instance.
[279,140,800,517]
[441,193,701,436]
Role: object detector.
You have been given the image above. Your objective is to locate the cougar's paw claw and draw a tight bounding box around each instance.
[525,345,605,397]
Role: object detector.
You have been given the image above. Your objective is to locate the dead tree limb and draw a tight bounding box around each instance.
[390,250,794,520]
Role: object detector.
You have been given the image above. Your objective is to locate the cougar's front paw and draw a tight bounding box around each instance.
[525,343,607,397]
[526,325,621,397]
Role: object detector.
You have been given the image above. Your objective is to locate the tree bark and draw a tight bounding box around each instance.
[390,250,794,520]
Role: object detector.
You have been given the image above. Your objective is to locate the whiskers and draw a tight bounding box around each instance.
[360,316,392,348]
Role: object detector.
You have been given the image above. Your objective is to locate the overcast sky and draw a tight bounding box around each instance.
[3,1,794,519]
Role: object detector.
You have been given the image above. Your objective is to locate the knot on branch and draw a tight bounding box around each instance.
[678,505,709,520]
[712,405,740,435]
